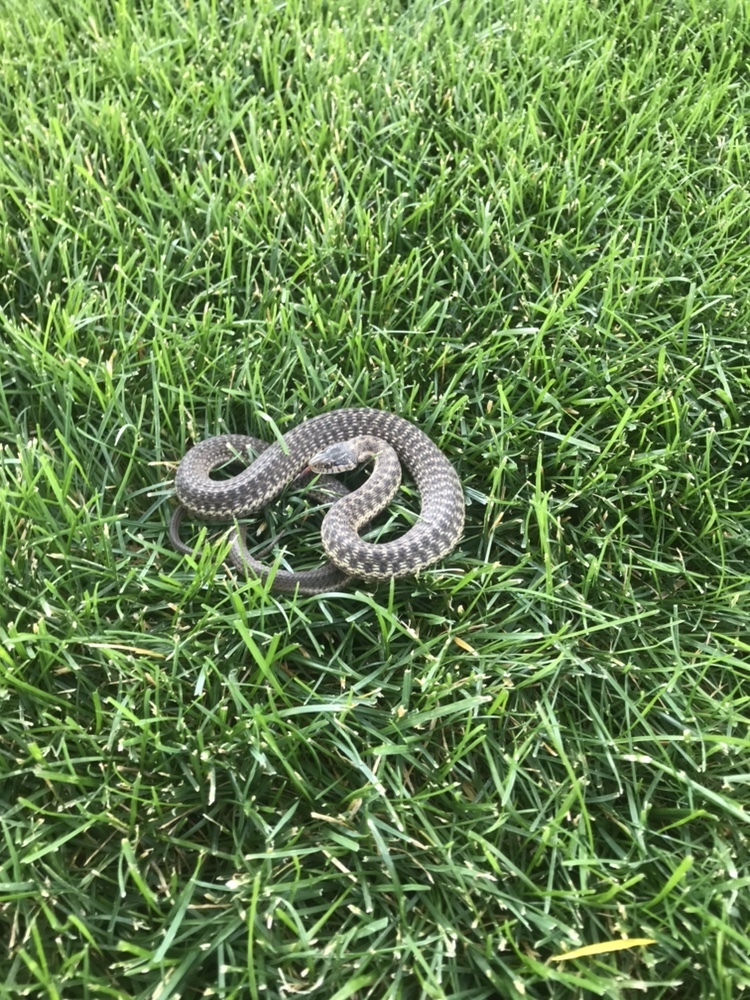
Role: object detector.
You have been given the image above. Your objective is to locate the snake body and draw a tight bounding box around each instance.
[170,408,464,593]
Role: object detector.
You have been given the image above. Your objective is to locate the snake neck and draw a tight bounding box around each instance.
[323,437,402,532]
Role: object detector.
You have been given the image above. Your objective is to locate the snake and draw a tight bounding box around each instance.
[169,408,464,594]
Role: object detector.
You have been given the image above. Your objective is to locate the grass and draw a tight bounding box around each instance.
[1,0,750,996]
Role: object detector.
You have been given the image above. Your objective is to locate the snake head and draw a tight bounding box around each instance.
[308,441,360,475]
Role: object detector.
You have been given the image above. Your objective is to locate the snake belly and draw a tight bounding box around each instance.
[170,408,464,593]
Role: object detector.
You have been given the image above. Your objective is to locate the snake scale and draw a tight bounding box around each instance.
[169,408,464,594]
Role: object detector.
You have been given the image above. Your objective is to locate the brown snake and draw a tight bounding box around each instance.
[169,408,464,593]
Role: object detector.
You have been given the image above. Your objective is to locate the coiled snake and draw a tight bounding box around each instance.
[169,408,464,594]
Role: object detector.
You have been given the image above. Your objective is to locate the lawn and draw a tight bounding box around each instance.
[1,0,750,997]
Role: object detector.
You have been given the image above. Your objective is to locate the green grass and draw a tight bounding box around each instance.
[1,0,750,996]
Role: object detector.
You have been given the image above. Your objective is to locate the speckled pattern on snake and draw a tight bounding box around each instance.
[169,408,464,594]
